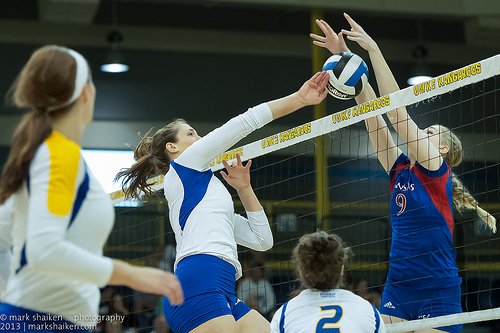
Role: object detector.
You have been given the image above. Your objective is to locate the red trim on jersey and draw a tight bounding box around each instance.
[413,163,454,235]
[390,154,410,192]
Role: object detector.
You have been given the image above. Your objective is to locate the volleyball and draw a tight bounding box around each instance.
[322,52,369,100]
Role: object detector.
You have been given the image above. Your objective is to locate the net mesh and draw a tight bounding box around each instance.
[106,56,500,332]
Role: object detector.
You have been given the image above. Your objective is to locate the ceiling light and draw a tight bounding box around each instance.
[101,30,129,74]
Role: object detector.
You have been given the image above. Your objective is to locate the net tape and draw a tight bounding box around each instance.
[110,54,500,205]
[386,308,500,332]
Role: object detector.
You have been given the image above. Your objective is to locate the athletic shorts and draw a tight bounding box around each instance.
[380,283,462,333]
[0,303,90,333]
[163,254,251,333]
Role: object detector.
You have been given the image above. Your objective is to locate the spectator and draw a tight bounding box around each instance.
[237,261,276,319]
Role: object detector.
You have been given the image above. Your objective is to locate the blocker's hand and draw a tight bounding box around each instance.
[341,13,378,53]
[310,19,350,55]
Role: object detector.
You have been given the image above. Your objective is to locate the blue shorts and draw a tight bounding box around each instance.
[380,283,462,333]
[163,254,251,333]
[0,303,90,333]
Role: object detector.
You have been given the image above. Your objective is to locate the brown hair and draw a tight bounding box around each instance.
[115,119,187,199]
[293,231,352,291]
[0,45,79,204]
[437,125,497,233]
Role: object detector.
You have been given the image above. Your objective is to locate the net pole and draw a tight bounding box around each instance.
[311,8,330,231]
[386,308,500,333]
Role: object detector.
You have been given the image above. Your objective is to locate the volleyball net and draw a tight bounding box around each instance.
[108,55,500,332]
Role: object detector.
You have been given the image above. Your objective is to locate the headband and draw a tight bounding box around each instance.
[47,48,89,112]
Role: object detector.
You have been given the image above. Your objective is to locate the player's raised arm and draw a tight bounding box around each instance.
[311,18,400,172]
[342,13,442,171]
[175,71,329,171]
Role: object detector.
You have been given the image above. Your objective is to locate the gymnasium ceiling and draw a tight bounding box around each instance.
[0,0,499,125]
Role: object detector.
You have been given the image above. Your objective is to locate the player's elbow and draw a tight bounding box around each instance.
[258,234,273,251]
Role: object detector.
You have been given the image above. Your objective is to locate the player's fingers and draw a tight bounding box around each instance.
[343,13,363,30]
[236,153,242,165]
[320,72,329,87]
[340,29,360,37]
[320,89,329,100]
[346,35,361,42]
[220,171,229,181]
[164,275,183,304]
[245,159,252,169]
[169,278,184,304]
[312,73,324,87]
[319,19,337,35]
[312,40,326,48]
[165,287,181,305]
[315,19,332,36]
[309,33,326,42]
[310,71,322,82]
[221,159,230,169]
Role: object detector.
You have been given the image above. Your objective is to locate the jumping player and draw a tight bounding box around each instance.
[116,71,330,333]
[310,13,496,333]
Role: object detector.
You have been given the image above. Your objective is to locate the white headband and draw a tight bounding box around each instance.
[47,48,89,112]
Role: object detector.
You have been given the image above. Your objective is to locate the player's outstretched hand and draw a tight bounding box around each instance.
[341,13,378,52]
[127,266,184,305]
[221,154,252,192]
[297,71,329,106]
[310,18,350,55]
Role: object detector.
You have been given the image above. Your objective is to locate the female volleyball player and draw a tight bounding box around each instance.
[116,71,330,333]
[0,45,183,332]
[270,231,385,333]
[310,13,496,333]
[0,197,13,293]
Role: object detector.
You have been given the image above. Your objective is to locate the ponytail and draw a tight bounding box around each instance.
[116,120,186,200]
[451,172,496,233]
[0,45,79,204]
[0,111,52,203]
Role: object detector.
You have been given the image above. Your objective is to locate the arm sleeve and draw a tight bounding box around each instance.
[270,306,283,333]
[233,210,273,251]
[175,103,273,171]
[26,145,113,287]
[0,197,14,292]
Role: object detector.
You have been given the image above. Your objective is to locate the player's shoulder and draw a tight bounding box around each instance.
[34,131,81,167]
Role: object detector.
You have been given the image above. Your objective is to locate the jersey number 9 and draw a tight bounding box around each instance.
[316,305,343,333]
[395,193,407,216]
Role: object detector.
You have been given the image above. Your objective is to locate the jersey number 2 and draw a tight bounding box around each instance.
[395,193,407,216]
[315,305,343,333]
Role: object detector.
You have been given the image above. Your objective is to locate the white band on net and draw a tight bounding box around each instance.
[47,49,89,112]
[110,54,500,204]
[386,308,500,333]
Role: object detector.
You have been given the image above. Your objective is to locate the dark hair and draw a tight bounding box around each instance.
[293,231,352,291]
[115,119,187,199]
[0,45,80,204]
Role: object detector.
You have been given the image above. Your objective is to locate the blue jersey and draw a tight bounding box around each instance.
[387,153,461,290]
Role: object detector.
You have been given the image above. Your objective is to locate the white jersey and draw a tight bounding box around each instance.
[271,289,385,333]
[0,197,13,293]
[1,131,114,326]
[164,103,274,279]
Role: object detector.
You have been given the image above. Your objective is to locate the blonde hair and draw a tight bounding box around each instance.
[437,125,496,233]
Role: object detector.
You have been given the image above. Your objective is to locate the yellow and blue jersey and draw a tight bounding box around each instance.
[1,131,114,327]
